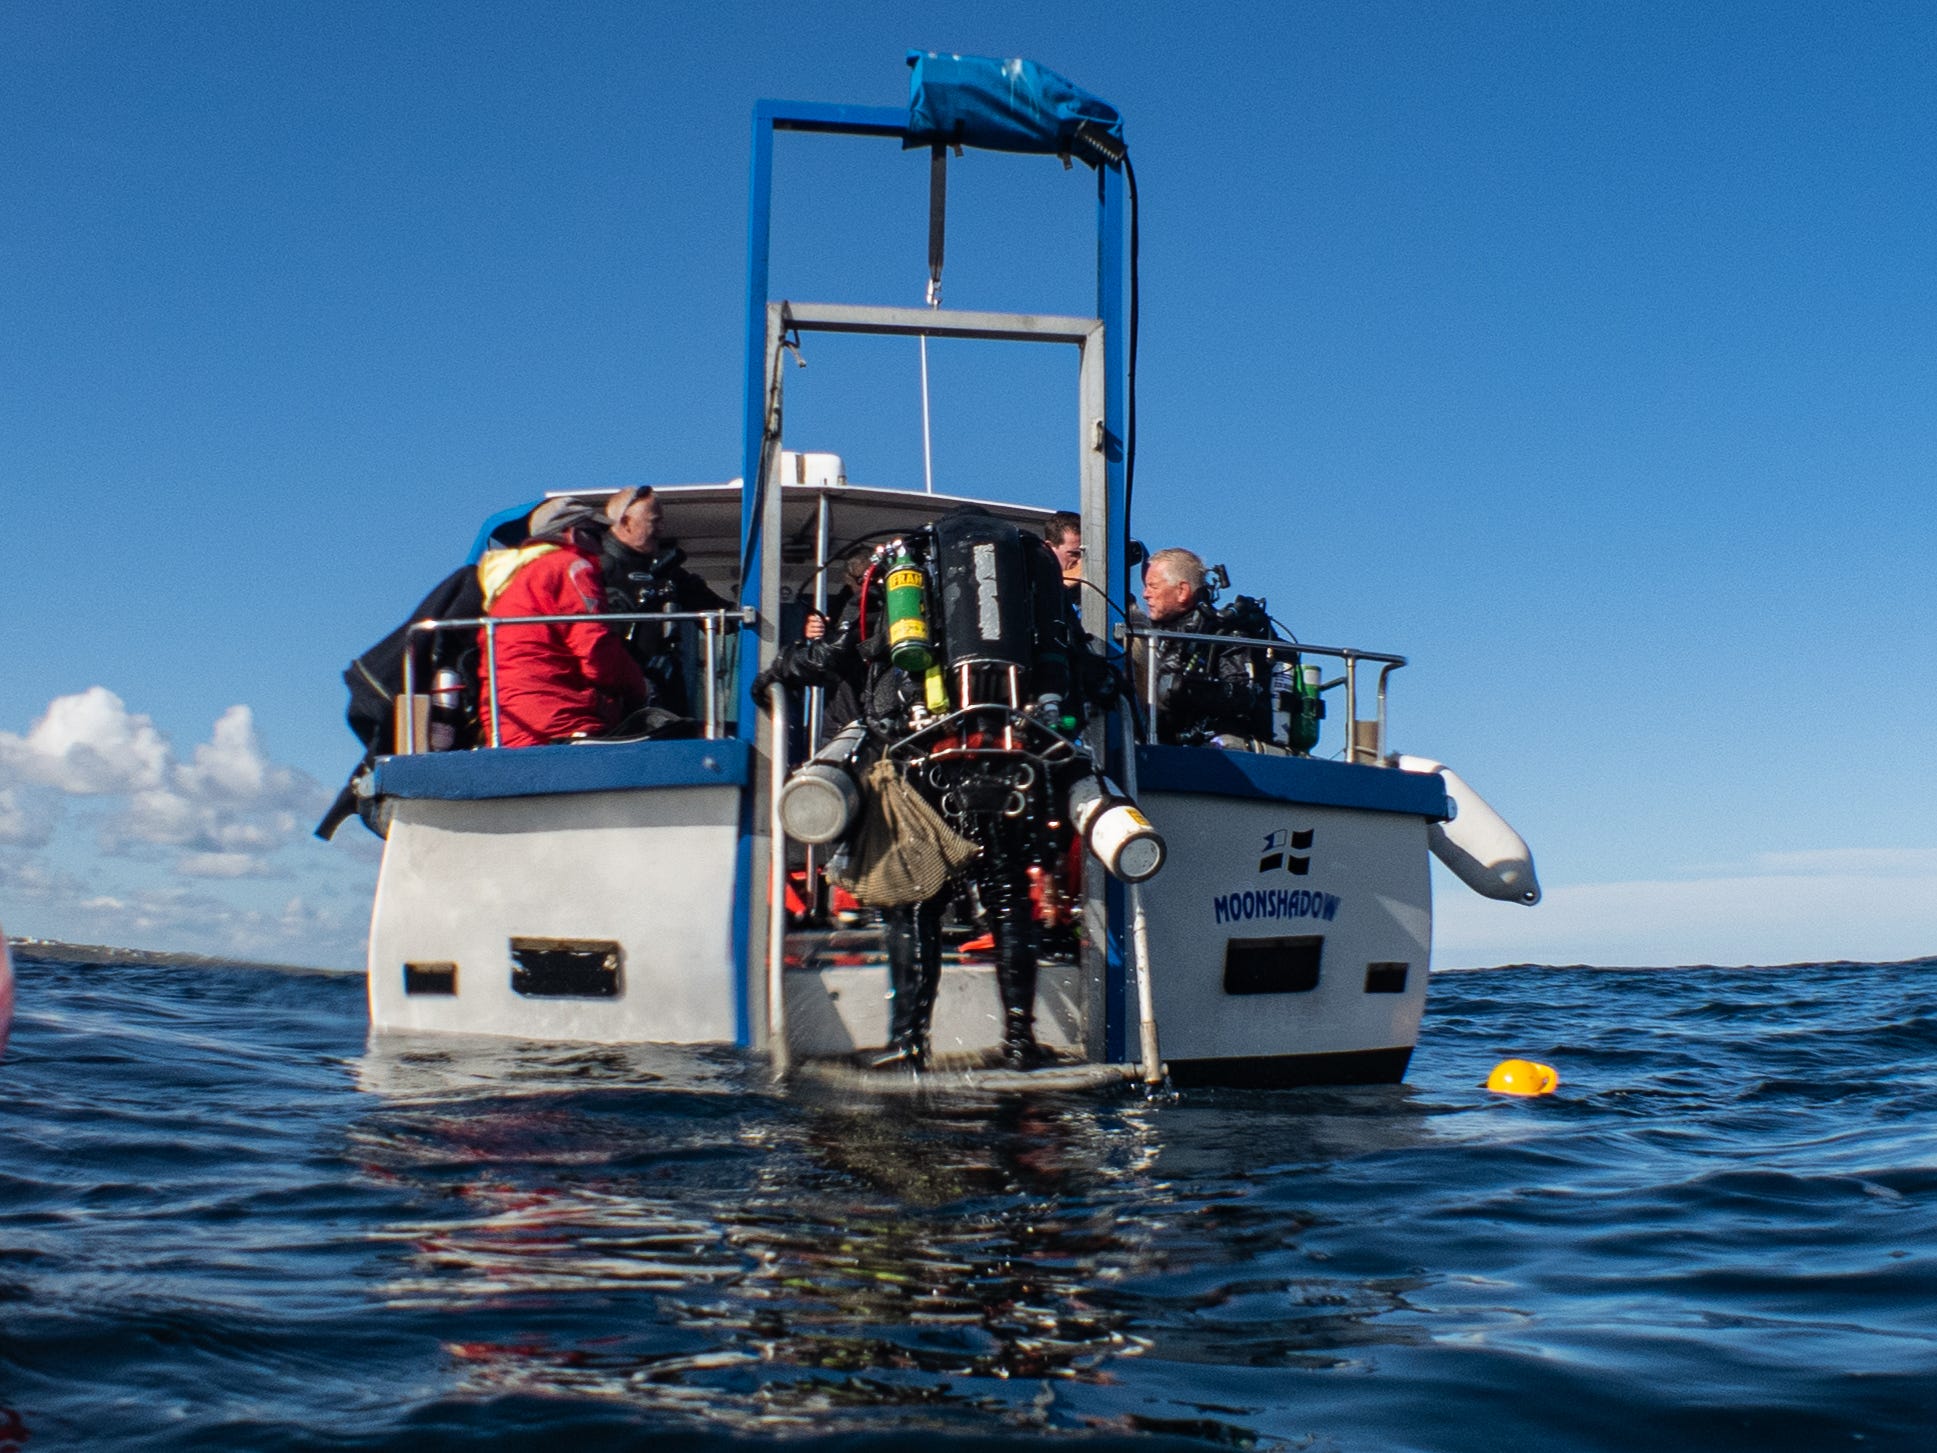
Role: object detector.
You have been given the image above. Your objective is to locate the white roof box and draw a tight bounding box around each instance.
[780,451,844,488]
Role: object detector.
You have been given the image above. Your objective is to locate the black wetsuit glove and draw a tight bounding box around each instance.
[752,639,854,705]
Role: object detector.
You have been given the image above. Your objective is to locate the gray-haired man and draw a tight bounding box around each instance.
[1138,548,1271,746]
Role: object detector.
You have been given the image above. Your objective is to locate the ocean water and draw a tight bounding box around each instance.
[2,955,1934,1452]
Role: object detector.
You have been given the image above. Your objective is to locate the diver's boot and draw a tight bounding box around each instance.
[870,1029,925,1070]
[1000,1008,1048,1071]
[870,1038,927,1072]
[871,903,940,1071]
[871,960,928,1072]
[994,926,1046,1071]
[871,1025,929,1071]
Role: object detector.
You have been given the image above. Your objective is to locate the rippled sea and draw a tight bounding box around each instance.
[3,954,1935,1452]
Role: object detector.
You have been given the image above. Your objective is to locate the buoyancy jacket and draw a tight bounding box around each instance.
[1147,600,1273,745]
[477,539,648,748]
[599,535,733,718]
[600,535,732,616]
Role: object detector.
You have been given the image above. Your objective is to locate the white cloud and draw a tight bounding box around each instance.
[177,851,280,879]
[109,778,301,863]
[0,687,374,965]
[0,854,89,904]
[1739,848,1937,878]
[1,693,318,863]
[0,786,56,848]
[0,686,170,795]
[42,700,325,874]
[175,705,283,802]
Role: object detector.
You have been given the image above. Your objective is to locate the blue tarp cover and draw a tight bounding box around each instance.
[905,51,1123,163]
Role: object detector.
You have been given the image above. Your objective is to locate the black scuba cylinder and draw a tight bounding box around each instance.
[1026,531,1072,707]
[932,510,1035,672]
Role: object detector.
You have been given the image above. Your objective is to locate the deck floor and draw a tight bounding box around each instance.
[782,921,1094,1067]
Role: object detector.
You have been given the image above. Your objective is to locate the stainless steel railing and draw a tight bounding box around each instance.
[401,607,755,749]
[1121,625,1407,763]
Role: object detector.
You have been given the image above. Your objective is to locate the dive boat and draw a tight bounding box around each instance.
[349,58,1538,1087]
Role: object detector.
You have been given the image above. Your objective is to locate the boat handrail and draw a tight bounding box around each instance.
[401,607,757,750]
[1120,625,1408,764]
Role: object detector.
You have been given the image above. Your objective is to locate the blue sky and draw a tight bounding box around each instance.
[3,2,1932,969]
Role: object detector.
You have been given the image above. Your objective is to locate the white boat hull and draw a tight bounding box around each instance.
[362,736,1455,1086]
[1135,793,1432,1085]
[369,784,744,1044]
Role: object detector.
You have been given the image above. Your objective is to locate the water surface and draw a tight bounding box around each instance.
[3,955,1934,1450]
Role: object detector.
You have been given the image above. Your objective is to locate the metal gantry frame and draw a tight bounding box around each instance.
[733,100,1132,1057]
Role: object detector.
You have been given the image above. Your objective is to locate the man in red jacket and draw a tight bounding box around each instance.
[477,500,648,748]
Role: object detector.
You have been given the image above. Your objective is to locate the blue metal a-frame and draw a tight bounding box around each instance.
[729,94,1132,1055]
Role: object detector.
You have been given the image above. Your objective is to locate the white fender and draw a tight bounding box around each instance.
[0,920,13,1058]
[1396,756,1541,905]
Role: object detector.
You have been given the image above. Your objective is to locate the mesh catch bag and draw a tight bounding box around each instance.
[832,758,981,906]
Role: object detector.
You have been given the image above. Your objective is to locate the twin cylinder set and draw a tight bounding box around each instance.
[777,513,1166,886]
[779,730,1165,886]
[779,726,1164,885]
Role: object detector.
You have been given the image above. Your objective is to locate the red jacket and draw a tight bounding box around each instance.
[478,541,647,748]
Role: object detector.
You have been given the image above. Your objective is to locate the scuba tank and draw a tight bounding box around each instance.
[779,722,870,844]
[427,668,466,752]
[929,507,1072,713]
[1066,773,1167,883]
[1285,659,1325,755]
[884,543,936,675]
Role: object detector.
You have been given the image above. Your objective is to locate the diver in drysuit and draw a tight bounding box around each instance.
[758,506,1161,1072]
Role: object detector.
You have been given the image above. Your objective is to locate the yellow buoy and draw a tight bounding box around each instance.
[1486,1058,1558,1096]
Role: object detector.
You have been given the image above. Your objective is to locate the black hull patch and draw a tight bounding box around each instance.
[1167,1044,1414,1088]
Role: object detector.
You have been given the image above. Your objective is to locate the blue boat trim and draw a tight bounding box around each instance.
[374,738,751,801]
[1137,746,1451,819]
